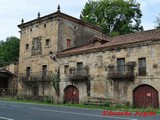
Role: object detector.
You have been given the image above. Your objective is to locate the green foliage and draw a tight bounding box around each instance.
[125,101,130,107]
[52,69,60,96]
[115,103,123,108]
[105,101,111,107]
[155,13,160,28]
[80,0,143,36]
[42,96,53,103]
[0,36,20,67]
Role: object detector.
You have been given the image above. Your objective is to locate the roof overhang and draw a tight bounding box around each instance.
[89,35,109,44]
[0,69,17,78]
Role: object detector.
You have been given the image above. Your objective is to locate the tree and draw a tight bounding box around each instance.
[155,14,160,28]
[0,36,20,67]
[80,0,143,36]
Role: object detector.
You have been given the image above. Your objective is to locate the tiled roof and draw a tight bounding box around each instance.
[58,28,160,57]
[104,28,160,47]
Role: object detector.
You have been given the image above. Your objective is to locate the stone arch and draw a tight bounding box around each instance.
[64,85,79,103]
[133,84,159,108]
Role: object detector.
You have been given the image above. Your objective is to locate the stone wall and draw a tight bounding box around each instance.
[18,13,103,98]
[58,41,160,104]
[58,18,103,51]
[3,63,19,95]
[18,18,59,96]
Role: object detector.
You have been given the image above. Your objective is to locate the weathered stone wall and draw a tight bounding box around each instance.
[58,41,160,104]
[4,63,19,76]
[18,15,103,98]
[18,18,59,96]
[58,18,103,51]
[3,63,19,94]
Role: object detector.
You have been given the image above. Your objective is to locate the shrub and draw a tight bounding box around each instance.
[43,96,53,103]
[115,103,123,108]
[105,101,111,107]
[125,101,130,108]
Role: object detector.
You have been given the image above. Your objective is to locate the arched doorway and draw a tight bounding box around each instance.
[133,84,159,108]
[64,85,79,104]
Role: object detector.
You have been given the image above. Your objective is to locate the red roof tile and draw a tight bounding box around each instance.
[58,28,160,57]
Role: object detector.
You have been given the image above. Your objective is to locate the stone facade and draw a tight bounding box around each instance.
[17,10,103,98]
[18,8,160,108]
[57,29,160,107]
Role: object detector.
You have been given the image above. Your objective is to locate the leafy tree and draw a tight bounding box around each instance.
[80,0,143,36]
[155,13,160,28]
[0,36,20,67]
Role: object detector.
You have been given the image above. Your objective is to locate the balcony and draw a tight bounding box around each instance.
[108,65,134,80]
[19,71,53,82]
[69,68,89,81]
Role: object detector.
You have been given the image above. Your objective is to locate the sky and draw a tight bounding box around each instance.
[0,0,160,41]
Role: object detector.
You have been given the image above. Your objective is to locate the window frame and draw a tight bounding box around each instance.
[138,58,146,76]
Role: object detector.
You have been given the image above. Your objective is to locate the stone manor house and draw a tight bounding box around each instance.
[17,7,160,108]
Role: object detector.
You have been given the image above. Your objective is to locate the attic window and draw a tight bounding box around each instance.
[67,39,71,48]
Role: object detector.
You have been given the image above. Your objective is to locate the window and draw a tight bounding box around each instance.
[44,24,46,28]
[77,62,83,76]
[45,39,50,46]
[42,65,47,77]
[117,58,125,72]
[138,58,146,76]
[26,44,29,50]
[64,65,69,75]
[67,39,71,48]
[26,67,31,77]
[77,62,83,70]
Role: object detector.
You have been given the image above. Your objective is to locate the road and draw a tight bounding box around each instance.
[0,100,159,120]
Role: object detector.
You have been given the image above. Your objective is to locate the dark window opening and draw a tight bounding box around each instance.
[117,58,125,72]
[77,62,83,70]
[45,39,50,46]
[26,44,29,50]
[44,24,46,28]
[64,65,69,75]
[67,39,71,48]
[26,67,31,77]
[138,58,146,76]
[42,65,47,77]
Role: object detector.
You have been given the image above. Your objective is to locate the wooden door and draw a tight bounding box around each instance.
[133,85,159,108]
[64,86,79,104]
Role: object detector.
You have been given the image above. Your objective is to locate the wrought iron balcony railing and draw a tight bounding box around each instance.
[108,65,134,79]
[19,71,53,82]
[69,68,89,80]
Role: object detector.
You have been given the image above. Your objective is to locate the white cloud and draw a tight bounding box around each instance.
[0,0,160,40]
[0,0,86,40]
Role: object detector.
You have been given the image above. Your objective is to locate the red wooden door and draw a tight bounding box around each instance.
[133,85,159,108]
[64,86,79,104]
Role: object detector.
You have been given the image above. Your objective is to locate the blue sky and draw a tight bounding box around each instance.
[0,0,160,40]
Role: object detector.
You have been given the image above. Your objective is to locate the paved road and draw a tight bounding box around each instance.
[0,100,159,120]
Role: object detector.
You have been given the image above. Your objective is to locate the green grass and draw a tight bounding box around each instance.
[0,97,160,114]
